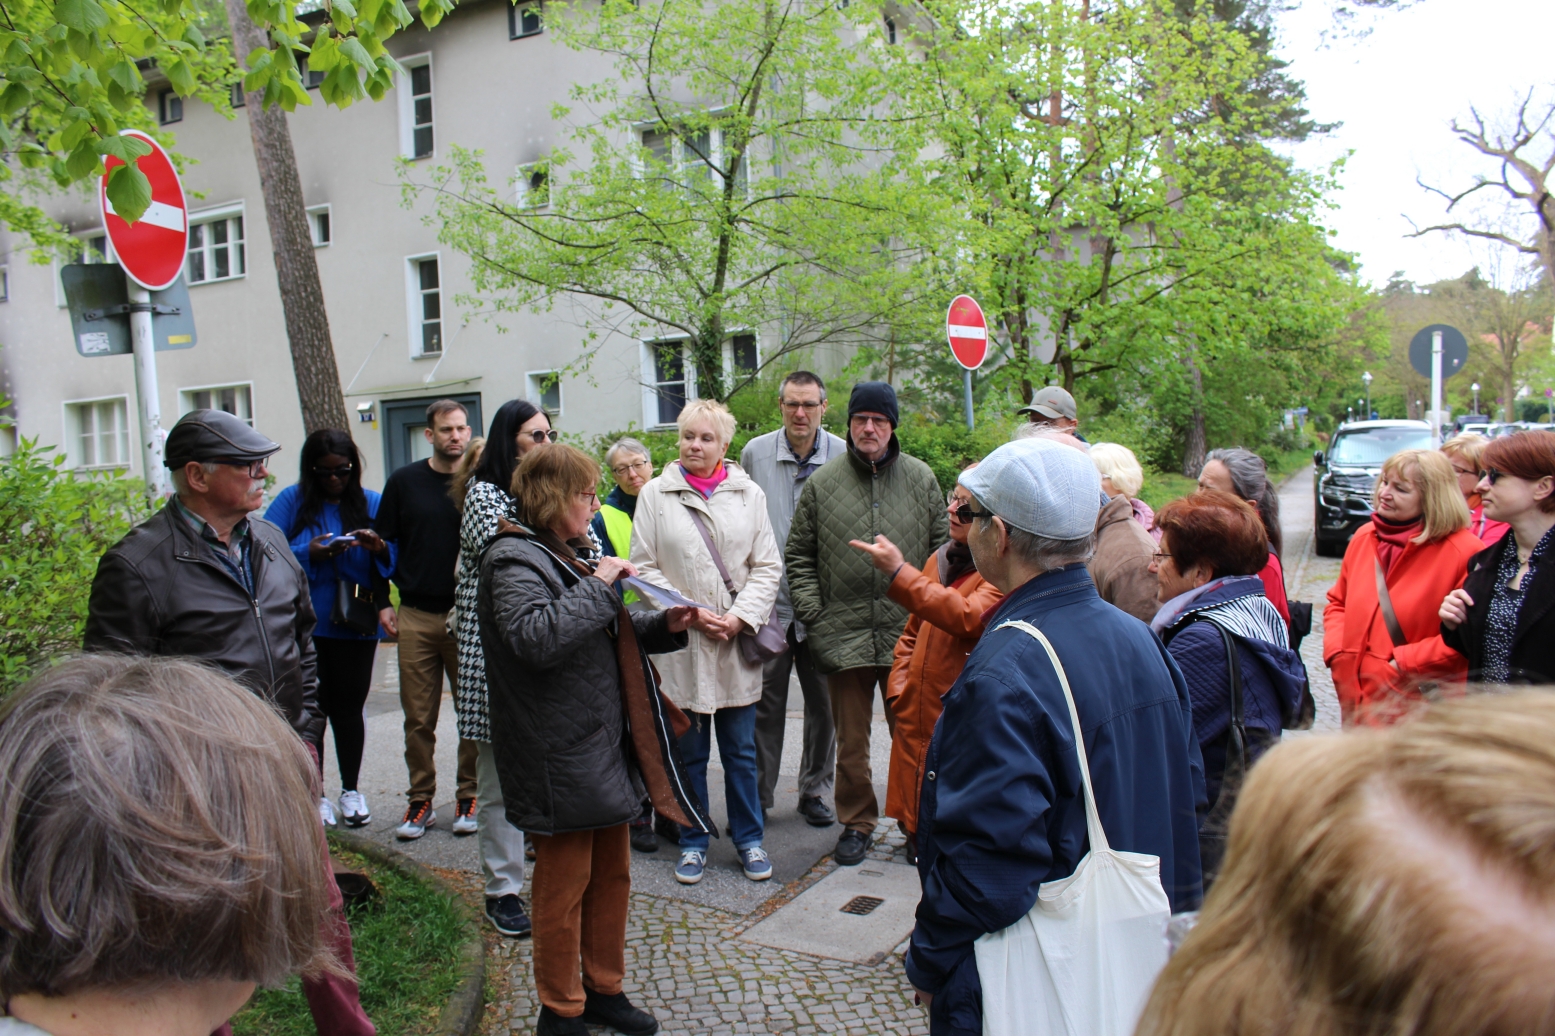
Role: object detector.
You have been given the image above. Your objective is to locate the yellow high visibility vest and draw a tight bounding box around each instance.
[599,503,637,604]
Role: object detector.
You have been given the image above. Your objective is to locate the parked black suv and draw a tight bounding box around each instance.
[1313,420,1433,557]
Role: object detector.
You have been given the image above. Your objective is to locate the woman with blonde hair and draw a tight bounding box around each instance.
[1138,691,1555,1036]
[1090,441,1159,542]
[1441,431,1510,544]
[1322,449,1484,724]
[631,398,783,887]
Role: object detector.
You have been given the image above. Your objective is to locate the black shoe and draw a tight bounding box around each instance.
[629,820,658,854]
[536,1006,590,1036]
[835,828,870,866]
[797,795,836,827]
[485,894,532,938]
[653,813,681,846]
[583,988,659,1035]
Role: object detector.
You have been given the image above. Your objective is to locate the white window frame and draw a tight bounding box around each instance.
[723,332,759,385]
[185,201,247,286]
[178,382,255,425]
[307,204,332,247]
[0,265,9,303]
[62,395,132,471]
[513,161,550,209]
[157,88,183,124]
[526,369,563,416]
[635,122,749,196]
[508,0,542,38]
[398,54,434,160]
[405,252,443,359]
[641,338,696,428]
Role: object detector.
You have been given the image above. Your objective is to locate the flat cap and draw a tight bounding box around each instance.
[958,437,1100,539]
[164,409,281,468]
[1016,385,1077,422]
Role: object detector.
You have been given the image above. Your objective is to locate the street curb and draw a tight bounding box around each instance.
[330,830,486,1036]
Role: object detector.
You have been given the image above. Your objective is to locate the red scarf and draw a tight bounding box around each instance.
[1372,513,1422,577]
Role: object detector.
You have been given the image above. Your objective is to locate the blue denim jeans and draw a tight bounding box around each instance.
[677,703,764,852]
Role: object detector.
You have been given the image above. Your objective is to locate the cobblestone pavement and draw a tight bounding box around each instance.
[1278,464,1344,733]
[479,827,929,1036]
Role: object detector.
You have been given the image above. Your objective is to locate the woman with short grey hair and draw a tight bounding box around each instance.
[1199,447,1289,623]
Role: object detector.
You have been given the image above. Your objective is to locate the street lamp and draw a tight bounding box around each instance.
[1363,371,1373,419]
[1348,406,1354,423]
[1472,382,1481,415]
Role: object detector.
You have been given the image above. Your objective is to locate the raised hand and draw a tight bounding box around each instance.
[594,555,638,585]
[849,534,905,575]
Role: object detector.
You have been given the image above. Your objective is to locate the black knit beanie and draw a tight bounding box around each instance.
[847,381,899,427]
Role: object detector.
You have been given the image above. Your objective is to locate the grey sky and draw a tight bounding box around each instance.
[1277,0,1555,288]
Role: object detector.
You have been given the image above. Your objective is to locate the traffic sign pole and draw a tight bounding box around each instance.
[1431,330,1443,448]
[128,280,170,498]
[962,369,974,431]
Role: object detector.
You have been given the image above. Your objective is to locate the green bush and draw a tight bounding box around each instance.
[0,439,152,694]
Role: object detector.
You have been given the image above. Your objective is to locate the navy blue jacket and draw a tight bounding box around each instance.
[1160,577,1307,809]
[905,565,1205,1036]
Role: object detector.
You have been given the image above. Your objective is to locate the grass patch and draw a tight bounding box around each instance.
[229,839,469,1036]
[1136,445,1317,513]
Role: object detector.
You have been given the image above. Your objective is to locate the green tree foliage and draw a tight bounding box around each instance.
[0,438,151,694]
[407,0,942,401]
[0,0,459,245]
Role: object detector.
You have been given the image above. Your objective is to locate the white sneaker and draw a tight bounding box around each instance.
[395,801,436,840]
[318,796,338,827]
[339,790,371,827]
[451,797,478,835]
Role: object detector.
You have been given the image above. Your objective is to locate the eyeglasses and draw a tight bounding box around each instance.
[1482,468,1502,485]
[953,503,995,525]
[850,414,892,428]
[312,464,355,479]
[525,429,560,444]
[578,491,600,505]
[1451,465,1479,478]
[1151,551,1174,563]
[781,400,824,412]
[215,458,267,479]
[612,459,652,477]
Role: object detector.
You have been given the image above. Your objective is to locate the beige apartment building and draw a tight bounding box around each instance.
[0,0,856,490]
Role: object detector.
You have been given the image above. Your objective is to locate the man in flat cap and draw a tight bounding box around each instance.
[904,437,1203,1036]
[85,408,376,1036]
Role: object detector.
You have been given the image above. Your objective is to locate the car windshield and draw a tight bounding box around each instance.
[1327,427,1433,467]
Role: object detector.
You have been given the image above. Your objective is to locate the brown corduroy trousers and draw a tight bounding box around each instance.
[828,665,896,835]
[529,823,631,1017]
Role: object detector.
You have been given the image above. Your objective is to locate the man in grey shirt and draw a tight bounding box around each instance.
[740,371,847,826]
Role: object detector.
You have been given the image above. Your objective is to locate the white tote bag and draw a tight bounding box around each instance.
[974,619,1171,1036]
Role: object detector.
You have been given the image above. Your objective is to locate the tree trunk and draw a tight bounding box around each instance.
[1504,371,1518,423]
[1182,343,1206,477]
[224,1,349,434]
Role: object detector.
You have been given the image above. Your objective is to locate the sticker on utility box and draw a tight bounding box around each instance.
[79,332,111,355]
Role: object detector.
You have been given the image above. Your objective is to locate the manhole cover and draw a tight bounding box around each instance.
[840,895,884,916]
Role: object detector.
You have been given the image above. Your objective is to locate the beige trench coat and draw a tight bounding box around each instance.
[631,461,783,714]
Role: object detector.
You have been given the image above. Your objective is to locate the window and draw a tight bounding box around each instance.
[158,89,183,125]
[80,234,110,263]
[400,58,434,159]
[408,255,442,357]
[181,384,253,425]
[884,16,897,43]
[527,370,562,415]
[308,204,331,247]
[69,398,131,469]
[514,162,549,208]
[639,125,747,195]
[728,333,758,376]
[645,340,690,426]
[509,1,542,38]
[231,81,246,107]
[186,211,246,284]
[0,266,9,303]
[301,58,325,89]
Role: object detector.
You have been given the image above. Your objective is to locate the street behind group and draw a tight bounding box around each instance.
[5,376,1555,1036]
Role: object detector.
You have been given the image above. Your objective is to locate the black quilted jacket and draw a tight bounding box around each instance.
[478,531,699,834]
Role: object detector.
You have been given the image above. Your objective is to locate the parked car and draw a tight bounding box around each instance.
[1454,413,1492,434]
[1313,420,1434,557]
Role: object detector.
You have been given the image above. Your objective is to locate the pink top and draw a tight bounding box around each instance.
[680,461,728,499]
[1469,504,1510,546]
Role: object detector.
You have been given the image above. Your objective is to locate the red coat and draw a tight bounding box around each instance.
[884,548,1004,836]
[1323,523,1484,724]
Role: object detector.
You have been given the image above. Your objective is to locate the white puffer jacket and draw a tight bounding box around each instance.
[631,461,782,714]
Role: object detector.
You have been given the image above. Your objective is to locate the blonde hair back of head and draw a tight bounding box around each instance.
[1374,449,1470,543]
[1138,691,1555,1036]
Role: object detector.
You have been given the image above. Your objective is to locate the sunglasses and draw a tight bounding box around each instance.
[1482,468,1502,485]
[312,464,355,479]
[953,503,995,525]
[525,429,560,444]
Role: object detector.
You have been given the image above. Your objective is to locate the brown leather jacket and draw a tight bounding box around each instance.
[1088,493,1161,624]
[84,503,324,741]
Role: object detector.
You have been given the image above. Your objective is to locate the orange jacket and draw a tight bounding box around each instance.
[1323,522,1483,724]
[884,546,1004,835]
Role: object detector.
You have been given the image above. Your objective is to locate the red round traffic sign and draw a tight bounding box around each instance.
[946,294,988,371]
[99,130,188,291]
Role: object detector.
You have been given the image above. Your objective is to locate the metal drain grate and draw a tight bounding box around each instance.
[840,895,885,916]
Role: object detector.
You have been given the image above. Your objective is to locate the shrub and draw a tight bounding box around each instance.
[0,439,152,694]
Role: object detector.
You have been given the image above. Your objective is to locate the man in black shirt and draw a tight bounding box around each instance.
[375,399,478,840]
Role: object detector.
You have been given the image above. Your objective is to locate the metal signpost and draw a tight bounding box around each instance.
[946,294,989,430]
[97,130,190,499]
[1408,324,1468,447]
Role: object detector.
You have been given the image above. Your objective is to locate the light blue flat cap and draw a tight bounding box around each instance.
[958,437,1101,539]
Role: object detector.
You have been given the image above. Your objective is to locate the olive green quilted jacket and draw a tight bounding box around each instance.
[785,438,950,674]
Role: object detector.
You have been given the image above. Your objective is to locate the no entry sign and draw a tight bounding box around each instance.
[946,294,988,371]
[100,130,188,291]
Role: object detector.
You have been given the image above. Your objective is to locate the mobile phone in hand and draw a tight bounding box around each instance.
[329,534,358,547]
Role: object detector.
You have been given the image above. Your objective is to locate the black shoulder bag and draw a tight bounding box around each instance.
[331,556,381,636]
